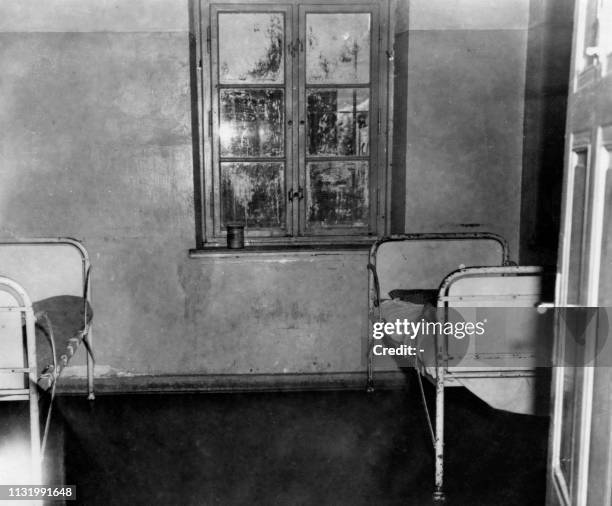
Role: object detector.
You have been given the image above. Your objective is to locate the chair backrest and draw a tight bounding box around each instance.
[372,234,507,301]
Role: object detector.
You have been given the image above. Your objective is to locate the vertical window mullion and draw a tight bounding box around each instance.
[210,7,222,238]
[370,4,381,235]
[296,5,307,236]
[289,4,300,237]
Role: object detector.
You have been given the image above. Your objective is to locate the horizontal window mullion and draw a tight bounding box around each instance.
[220,157,286,163]
[305,156,370,162]
[305,83,370,89]
[218,83,287,89]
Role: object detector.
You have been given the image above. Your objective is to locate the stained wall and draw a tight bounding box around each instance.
[0,0,374,389]
[0,0,559,390]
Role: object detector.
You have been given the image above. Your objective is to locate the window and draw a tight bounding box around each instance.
[196,0,390,247]
[575,0,612,87]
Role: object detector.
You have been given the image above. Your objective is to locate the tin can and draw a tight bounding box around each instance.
[226,224,245,249]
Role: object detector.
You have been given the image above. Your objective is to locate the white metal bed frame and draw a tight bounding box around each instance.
[367,232,510,391]
[429,265,550,502]
[0,238,94,400]
[0,238,94,488]
[367,234,553,502]
[0,275,42,484]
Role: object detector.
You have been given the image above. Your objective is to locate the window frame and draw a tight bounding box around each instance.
[193,0,392,249]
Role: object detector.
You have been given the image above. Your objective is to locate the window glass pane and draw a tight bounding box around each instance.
[220,89,284,157]
[219,13,284,84]
[568,151,588,305]
[560,364,579,487]
[221,162,285,228]
[306,13,371,84]
[307,89,369,156]
[598,154,612,305]
[306,161,368,228]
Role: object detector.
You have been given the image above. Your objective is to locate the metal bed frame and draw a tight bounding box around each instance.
[367,232,510,391]
[0,237,94,400]
[367,233,553,502]
[0,275,42,484]
[0,238,94,488]
[429,264,548,502]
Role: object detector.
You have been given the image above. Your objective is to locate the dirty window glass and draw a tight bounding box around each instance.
[206,2,384,242]
[220,89,284,157]
[304,12,372,230]
[306,161,369,228]
[307,88,369,156]
[306,13,371,84]
[217,11,286,231]
[219,13,284,84]
[221,162,285,228]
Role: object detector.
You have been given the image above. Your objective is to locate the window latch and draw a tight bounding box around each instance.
[287,38,303,58]
[288,187,304,201]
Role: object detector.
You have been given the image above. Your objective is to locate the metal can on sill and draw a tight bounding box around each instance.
[226,224,245,249]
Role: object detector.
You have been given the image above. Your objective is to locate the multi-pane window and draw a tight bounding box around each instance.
[201,1,388,246]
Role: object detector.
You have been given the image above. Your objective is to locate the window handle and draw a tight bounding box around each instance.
[536,302,554,314]
[585,46,603,65]
[585,46,603,58]
[288,38,303,57]
[288,187,304,201]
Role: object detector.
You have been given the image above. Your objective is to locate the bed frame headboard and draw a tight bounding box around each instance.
[0,238,89,300]
[0,238,94,398]
[369,233,509,301]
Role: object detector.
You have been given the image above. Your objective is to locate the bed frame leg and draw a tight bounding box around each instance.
[86,331,95,400]
[25,308,42,484]
[433,490,446,503]
[433,363,445,503]
[366,350,374,392]
[366,335,375,392]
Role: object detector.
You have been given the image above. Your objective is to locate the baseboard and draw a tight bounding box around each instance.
[55,370,410,396]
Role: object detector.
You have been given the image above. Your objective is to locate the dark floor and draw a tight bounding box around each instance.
[1,372,549,505]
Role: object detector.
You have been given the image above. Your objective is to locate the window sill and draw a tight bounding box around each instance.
[189,241,373,260]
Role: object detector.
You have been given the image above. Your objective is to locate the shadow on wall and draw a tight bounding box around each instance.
[520,0,574,266]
